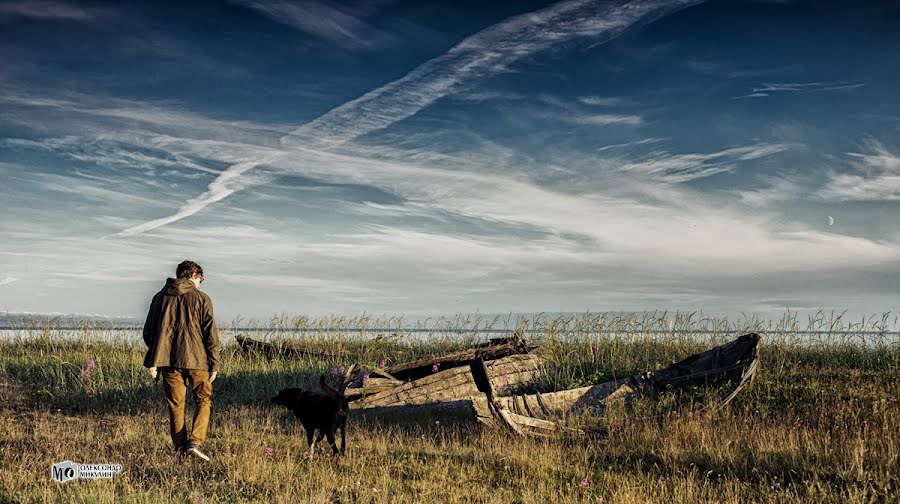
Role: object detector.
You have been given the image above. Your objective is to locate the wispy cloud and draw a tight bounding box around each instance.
[281,0,701,149]
[46,97,886,285]
[53,272,155,283]
[535,95,643,126]
[567,112,643,126]
[116,156,278,236]
[27,172,172,209]
[607,143,793,183]
[578,96,628,106]
[735,81,866,99]
[346,201,449,220]
[0,90,288,141]
[0,1,107,21]
[732,175,800,207]
[119,0,702,235]
[231,0,394,50]
[258,146,900,278]
[2,136,221,176]
[219,272,378,295]
[594,138,663,154]
[818,140,900,201]
[8,89,892,292]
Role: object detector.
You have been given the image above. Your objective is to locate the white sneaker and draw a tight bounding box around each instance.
[186,444,210,461]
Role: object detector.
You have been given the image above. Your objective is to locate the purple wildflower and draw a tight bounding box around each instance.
[265,447,274,456]
[431,362,441,373]
[378,361,385,370]
[580,477,590,487]
[330,367,338,376]
[81,358,96,380]
[362,373,370,383]
[337,365,345,375]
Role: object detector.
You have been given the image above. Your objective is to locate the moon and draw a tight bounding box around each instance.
[827,216,834,226]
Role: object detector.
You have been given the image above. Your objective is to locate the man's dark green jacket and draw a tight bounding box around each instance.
[143,277,220,372]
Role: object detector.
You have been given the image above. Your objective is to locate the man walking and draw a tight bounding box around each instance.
[143,260,220,462]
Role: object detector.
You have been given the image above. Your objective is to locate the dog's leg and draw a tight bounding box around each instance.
[304,425,314,449]
[326,430,338,455]
[311,430,325,454]
[340,420,346,455]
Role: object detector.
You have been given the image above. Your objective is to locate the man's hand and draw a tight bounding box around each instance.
[209,371,218,384]
[148,366,158,379]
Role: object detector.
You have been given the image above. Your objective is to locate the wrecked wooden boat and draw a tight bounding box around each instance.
[471,333,761,436]
[235,334,348,359]
[348,336,548,411]
[235,333,525,364]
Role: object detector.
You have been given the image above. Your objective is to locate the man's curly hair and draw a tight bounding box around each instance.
[176,260,204,280]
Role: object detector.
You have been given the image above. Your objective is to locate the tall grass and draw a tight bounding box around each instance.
[0,311,897,503]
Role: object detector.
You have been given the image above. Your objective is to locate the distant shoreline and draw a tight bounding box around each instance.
[1,326,897,336]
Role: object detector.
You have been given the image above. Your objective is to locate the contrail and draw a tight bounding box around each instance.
[281,0,701,149]
[117,0,702,236]
[117,157,275,236]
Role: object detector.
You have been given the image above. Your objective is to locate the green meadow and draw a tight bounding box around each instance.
[0,312,897,503]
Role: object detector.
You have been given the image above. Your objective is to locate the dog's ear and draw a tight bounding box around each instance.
[320,374,342,399]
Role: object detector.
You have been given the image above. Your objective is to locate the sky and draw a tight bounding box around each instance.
[1,0,899,321]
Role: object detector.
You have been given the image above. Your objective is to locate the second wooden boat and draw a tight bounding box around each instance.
[471,333,761,436]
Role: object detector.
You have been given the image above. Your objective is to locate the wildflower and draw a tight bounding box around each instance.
[330,367,338,376]
[265,447,274,456]
[337,365,345,375]
[362,373,370,383]
[378,361,385,369]
[580,477,590,487]
[432,362,441,373]
[81,358,96,380]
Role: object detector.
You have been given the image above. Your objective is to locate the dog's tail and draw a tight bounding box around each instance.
[320,364,358,398]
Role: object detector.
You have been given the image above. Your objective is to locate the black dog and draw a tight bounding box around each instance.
[271,371,354,455]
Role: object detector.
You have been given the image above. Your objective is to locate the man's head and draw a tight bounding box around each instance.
[176,260,204,288]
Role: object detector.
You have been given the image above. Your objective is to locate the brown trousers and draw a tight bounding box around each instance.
[161,367,213,449]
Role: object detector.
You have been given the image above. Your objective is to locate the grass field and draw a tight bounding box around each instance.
[0,312,898,503]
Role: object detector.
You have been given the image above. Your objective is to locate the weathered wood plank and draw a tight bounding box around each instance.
[351,350,548,409]
[381,337,533,381]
